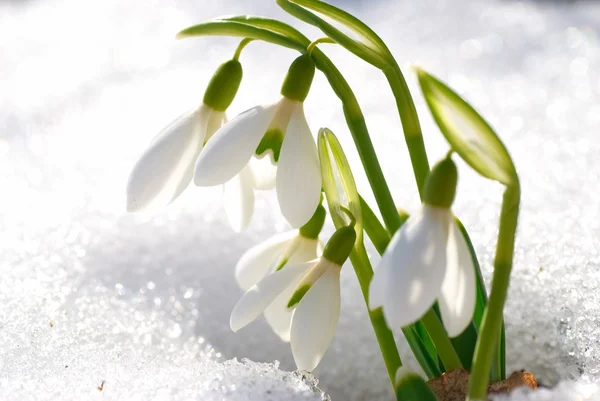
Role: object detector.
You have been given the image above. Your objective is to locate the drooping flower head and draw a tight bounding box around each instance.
[369,156,476,337]
[126,58,243,213]
[233,204,326,341]
[230,222,356,372]
[194,53,322,229]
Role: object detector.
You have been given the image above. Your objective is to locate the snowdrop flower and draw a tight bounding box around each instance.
[234,204,326,341]
[369,157,476,337]
[194,53,322,228]
[126,59,243,214]
[230,225,356,371]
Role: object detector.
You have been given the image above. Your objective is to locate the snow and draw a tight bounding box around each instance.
[2,0,600,399]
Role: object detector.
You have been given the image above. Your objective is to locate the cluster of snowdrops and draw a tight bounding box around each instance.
[125,2,522,400]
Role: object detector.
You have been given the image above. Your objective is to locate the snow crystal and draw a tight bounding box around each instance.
[2,0,600,399]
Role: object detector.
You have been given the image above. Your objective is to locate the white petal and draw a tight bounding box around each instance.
[290,266,341,371]
[263,282,297,342]
[205,110,226,143]
[194,104,277,186]
[223,165,255,233]
[276,105,322,228]
[248,156,277,190]
[381,206,452,330]
[369,256,392,310]
[230,261,315,332]
[288,237,320,264]
[437,220,477,337]
[126,107,208,212]
[235,231,298,291]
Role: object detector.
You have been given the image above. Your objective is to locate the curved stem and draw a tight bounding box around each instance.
[467,184,520,400]
[307,37,336,54]
[233,38,254,60]
[384,64,430,199]
[311,48,402,234]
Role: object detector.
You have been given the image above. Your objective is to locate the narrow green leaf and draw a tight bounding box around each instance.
[403,326,442,379]
[450,322,477,371]
[215,15,310,45]
[177,20,305,52]
[416,68,517,186]
[276,0,388,68]
[413,320,440,372]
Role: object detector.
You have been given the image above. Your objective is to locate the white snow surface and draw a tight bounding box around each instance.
[2,0,600,400]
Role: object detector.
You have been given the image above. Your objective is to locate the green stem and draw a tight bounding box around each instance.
[359,195,390,254]
[421,309,463,371]
[384,65,430,199]
[350,241,402,385]
[467,185,520,400]
[233,38,254,60]
[306,37,336,54]
[310,48,402,234]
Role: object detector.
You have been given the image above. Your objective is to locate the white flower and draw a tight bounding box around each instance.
[193,97,322,228]
[234,230,323,341]
[124,103,273,232]
[369,205,476,337]
[230,256,340,372]
[126,104,225,212]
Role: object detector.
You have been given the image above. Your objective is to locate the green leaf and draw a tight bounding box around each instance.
[395,368,438,401]
[276,0,388,68]
[416,68,517,186]
[318,128,362,239]
[215,15,310,45]
[177,20,305,52]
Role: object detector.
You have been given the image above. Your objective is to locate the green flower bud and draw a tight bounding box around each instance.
[203,59,243,111]
[322,226,357,266]
[299,204,327,240]
[423,157,458,209]
[280,53,315,102]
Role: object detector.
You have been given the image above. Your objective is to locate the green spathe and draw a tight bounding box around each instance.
[203,59,243,111]
[423,157,457,209]
[280,53,315,102]
[416,67,517,186]
[322,226,356,266]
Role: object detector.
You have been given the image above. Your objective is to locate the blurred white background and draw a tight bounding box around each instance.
[2,0,600,399]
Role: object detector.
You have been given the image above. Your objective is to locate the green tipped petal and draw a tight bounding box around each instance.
[287,284,311,308]
[416,67,517,186]
[255,129,284,161]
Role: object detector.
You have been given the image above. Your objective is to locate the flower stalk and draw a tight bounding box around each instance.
[468,184,520,400]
